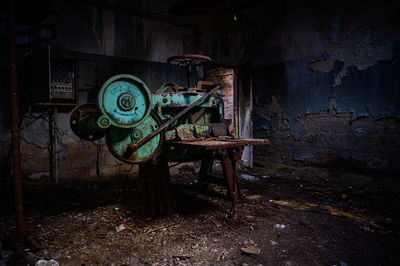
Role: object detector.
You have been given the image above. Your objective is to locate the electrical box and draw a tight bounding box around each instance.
[50,58,76,101]
[22,45,78,106]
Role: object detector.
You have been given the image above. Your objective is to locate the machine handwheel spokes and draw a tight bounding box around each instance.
[106,110,165,164]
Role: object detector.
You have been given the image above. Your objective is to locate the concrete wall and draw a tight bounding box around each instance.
[251,1,400,173]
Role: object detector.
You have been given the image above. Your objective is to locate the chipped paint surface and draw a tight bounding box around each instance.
[253,49,400,136]
[205,66,235,135]
[251,5,400,172]
[152,93,218,108]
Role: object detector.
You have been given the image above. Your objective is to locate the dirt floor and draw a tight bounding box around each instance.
[1,161,400,265]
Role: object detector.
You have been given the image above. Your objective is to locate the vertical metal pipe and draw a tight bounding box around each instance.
[96,145,101,177]
[49,106,58,184]
[54,106,58,184]
[7,0,25,243]
[187,66,191,88]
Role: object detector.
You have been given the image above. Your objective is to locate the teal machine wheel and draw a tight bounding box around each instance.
[97,74,152,129]
[106,110,165,164]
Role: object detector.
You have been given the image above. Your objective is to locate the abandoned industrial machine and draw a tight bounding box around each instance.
[69,55,268,217]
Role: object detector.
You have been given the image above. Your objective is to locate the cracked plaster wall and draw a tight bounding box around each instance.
[0,52,191,178]
[252,3,400,173]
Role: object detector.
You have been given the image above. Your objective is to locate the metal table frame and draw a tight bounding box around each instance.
[170,138,269,221]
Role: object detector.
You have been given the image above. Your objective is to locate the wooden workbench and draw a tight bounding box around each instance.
[169,138,269,221]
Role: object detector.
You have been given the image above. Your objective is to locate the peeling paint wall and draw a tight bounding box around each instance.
[238,66,253,167]
[204,66,235,135]
[251,2,400,173]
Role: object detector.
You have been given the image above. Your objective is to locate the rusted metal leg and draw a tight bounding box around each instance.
[231,147,243,200]
[221,149,238,222]
[198,153,214,184]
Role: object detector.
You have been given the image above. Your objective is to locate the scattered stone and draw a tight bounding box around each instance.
[247,195,262,200]
[35,260,47,266]
[50,251,61,260]
[360,226,374,232]
[216,250,228,261]
[35,259,59,266]
[270,240,278,245]
[46,260,59,266]
[241,174,257,181]
[115,224,126,232]
[209,217,222,228]
[171,254,193,260]
[241,246,261,256]
[274,224,286,229]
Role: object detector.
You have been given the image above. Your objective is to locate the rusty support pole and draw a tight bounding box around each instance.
[7,0,25,243]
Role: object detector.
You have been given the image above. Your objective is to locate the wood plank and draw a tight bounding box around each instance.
[171,140,247,150]
[170,138,269,150]
[230,138,270,145]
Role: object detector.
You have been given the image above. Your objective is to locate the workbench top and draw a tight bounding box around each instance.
[169,138,269,150]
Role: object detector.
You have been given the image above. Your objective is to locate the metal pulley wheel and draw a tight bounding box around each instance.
[70,103,105,141]
[167,54,212,67]
[97,74,152,129]
[106,110,165,164]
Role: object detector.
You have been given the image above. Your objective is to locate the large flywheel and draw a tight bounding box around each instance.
[97,74,152,129]
[106,110,165,164]
[70,103,106,141]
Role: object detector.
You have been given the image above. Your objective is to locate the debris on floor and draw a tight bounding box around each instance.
[115,224,126,232]
[1,162,399,265]
[269,199,381,228]
[246,195,262,200]
[241,246,261,256]
[274,224,286,229]
[240,174,257,181]
[35,259,59,266]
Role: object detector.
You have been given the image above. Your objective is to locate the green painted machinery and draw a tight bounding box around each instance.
[70,74,226,164]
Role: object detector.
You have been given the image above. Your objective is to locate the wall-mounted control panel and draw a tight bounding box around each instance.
[22,45,78,106]
[50,78,75,100]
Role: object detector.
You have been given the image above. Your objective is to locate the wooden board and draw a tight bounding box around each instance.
[228,138,269,145]
[170,138,269,151]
